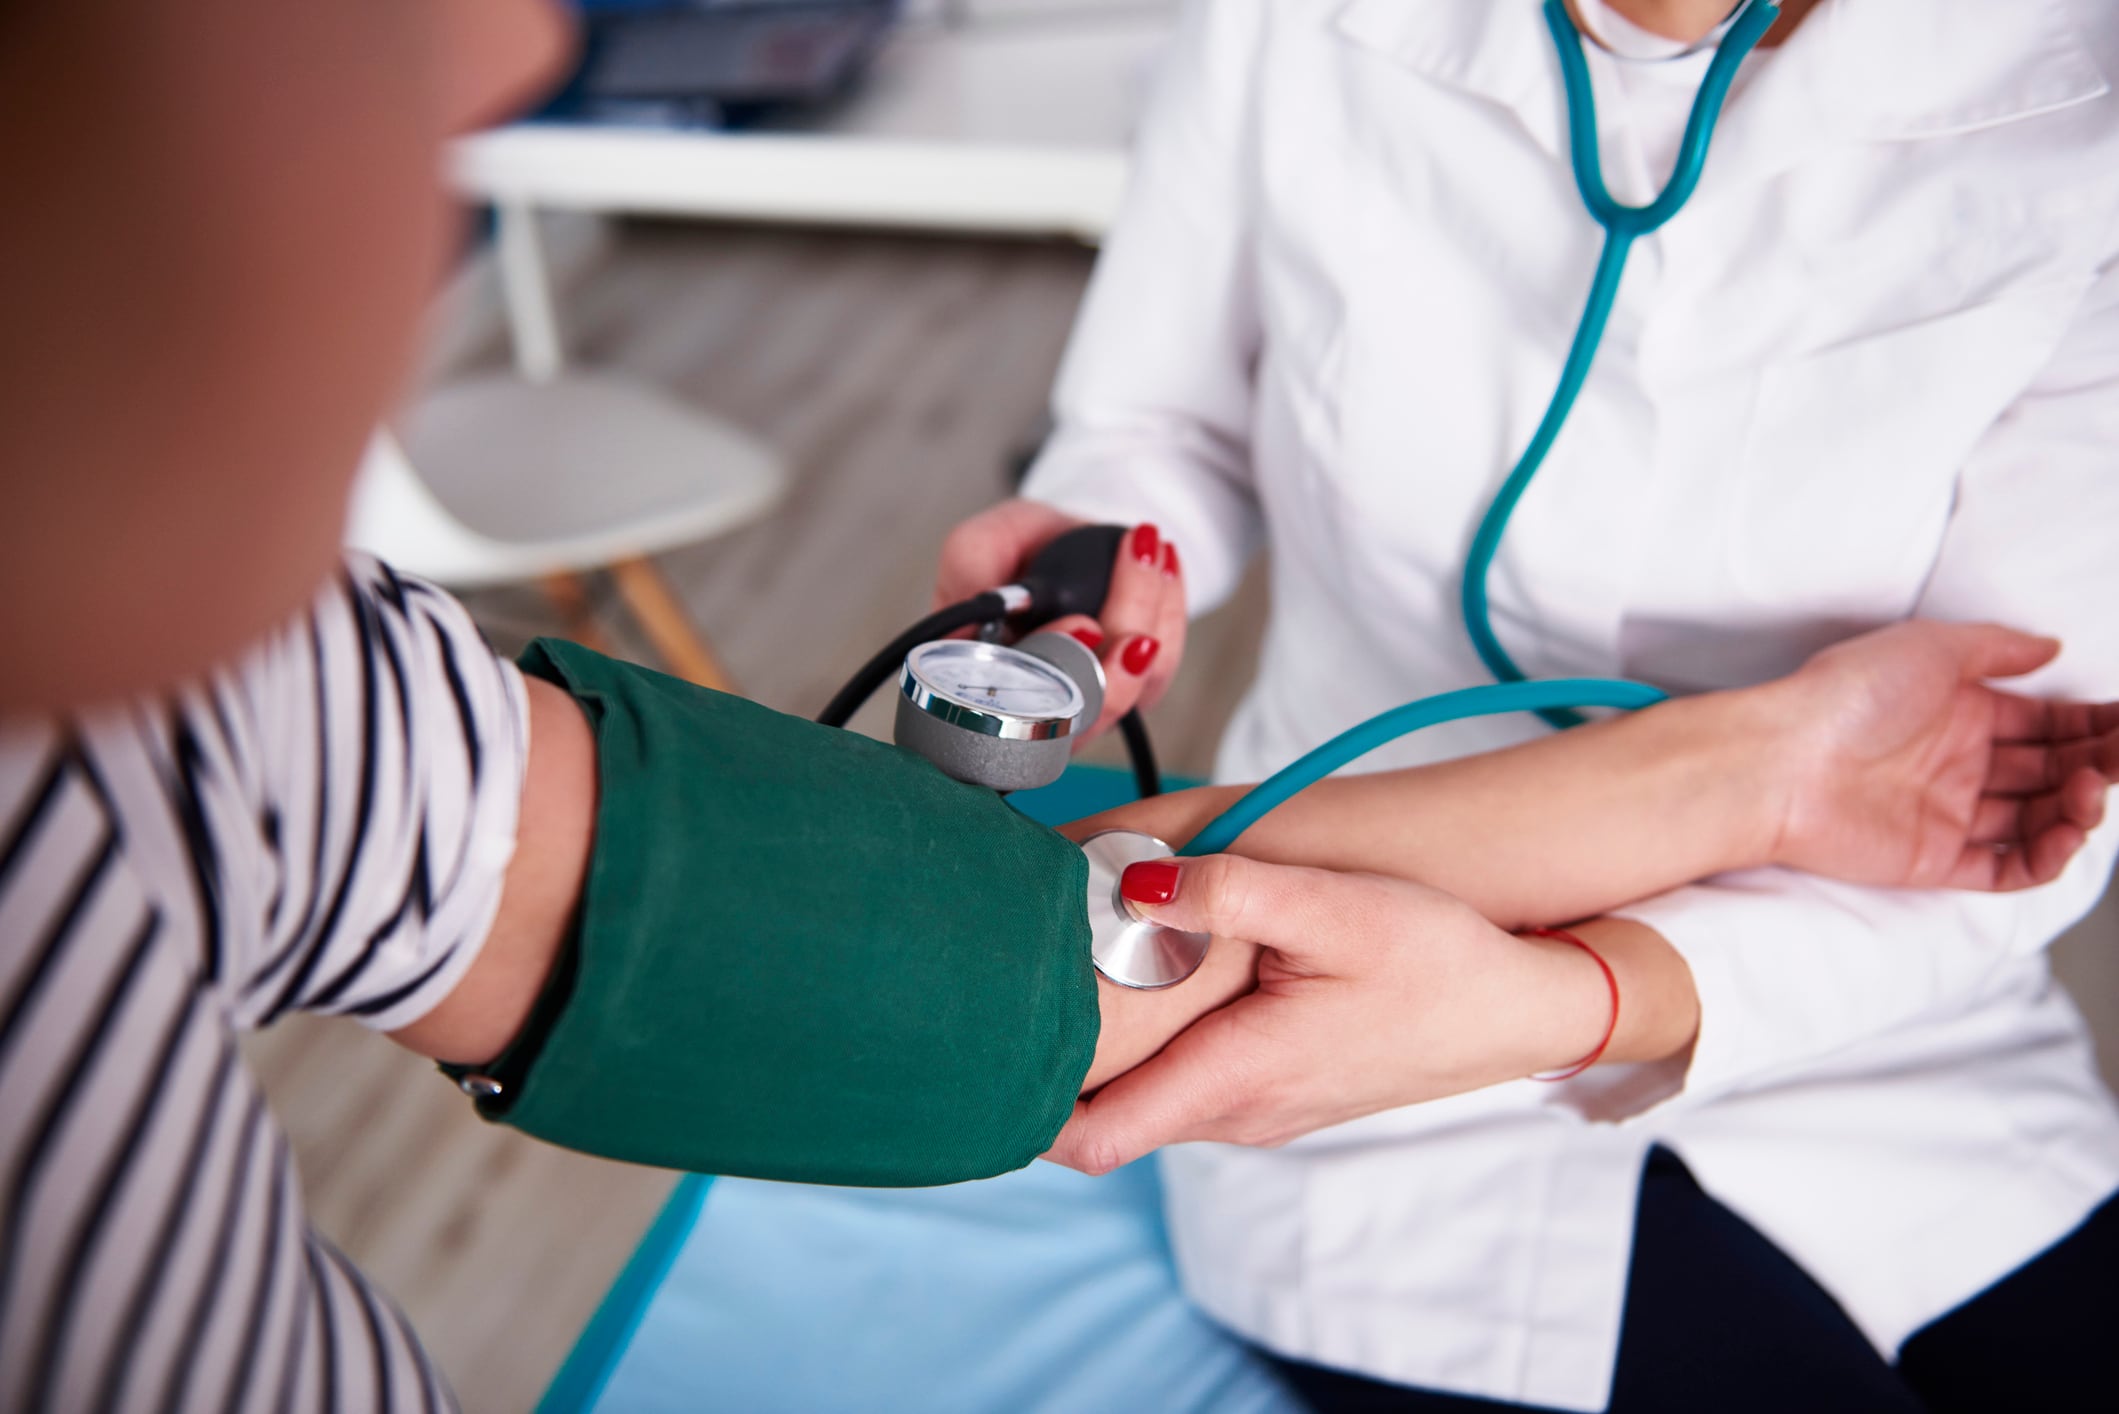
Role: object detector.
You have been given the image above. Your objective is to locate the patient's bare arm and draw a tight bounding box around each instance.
[1081,937,1263,1093]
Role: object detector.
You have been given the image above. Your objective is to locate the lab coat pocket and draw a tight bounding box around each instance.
[1730,285,2084,611]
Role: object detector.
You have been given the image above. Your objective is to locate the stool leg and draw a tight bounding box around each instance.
[609,556,736,694]
[538,572,614,655]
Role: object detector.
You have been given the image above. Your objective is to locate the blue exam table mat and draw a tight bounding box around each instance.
[542,766,1301,1412]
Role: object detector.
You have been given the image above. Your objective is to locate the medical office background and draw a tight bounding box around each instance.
[235,0,2119,1408]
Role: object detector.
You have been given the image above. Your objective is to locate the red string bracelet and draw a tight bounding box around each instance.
[1525,926,1620,1082]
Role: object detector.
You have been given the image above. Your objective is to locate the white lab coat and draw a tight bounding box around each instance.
[1023,0,2119,1407]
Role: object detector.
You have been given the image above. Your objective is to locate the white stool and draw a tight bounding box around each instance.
[347,376,782,693]
[347,202,785,693]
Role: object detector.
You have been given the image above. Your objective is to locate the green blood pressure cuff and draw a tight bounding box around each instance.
[466,638,1099,1187]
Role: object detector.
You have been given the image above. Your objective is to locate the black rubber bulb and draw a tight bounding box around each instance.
[1017,524,1127,623]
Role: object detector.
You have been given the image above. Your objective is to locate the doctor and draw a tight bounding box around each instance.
[939,0,2119,1409]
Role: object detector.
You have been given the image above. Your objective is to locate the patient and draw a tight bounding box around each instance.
[3,2,2116,1410]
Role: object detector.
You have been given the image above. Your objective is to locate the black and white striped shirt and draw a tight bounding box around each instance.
[1,554,528,1412]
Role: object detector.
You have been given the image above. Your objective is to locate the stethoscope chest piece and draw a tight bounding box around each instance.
[1079,830,1211,990]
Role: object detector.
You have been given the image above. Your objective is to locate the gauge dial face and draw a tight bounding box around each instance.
[905,641,1084,722]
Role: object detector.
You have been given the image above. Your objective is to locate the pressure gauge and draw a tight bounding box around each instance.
[894,636,1101,792]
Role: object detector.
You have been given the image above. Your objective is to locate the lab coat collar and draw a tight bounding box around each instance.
[1330,0,1567,156]
[1327,0,2107,182]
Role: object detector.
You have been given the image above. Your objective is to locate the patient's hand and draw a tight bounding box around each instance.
[1765,622,2118,891]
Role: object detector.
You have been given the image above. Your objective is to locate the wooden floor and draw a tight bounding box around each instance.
[246,217,2119,1413]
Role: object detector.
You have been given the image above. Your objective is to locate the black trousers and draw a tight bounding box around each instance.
[1266,1147,2119,1414]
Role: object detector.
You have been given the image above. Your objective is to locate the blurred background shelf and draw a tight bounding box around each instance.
[452,0,1173,240]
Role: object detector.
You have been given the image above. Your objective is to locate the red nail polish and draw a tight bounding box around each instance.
[1121,859,1180,906]
[1131,523,1162,567]
[1067,625,1105,651]
[1161,542,1181,579]
[1121,636,1160,675]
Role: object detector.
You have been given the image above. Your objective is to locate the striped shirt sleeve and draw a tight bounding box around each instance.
[221,553,530,1033]
[1,551,511,1411]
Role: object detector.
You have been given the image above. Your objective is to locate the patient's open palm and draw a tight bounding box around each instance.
[1776,623,2118,891]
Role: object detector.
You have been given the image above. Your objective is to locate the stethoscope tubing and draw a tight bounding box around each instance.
[1180,678,1669,857]
[1465,0,1778,726]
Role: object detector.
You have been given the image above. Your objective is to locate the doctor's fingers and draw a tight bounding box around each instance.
[1094,524,1172,649]
[1118,853,1416,966]
[932,498,1082,610]
[1045,861,1434,1172]
[1045,1000,1311,1174]
[1032,612,1157,741]
[1079,525,1172,731]
[1084,635,1159,738]
[1135,548,1190,713]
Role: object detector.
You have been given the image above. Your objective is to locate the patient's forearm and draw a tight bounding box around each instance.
[1081,939,1262,1092]
[1073,688,1787,932]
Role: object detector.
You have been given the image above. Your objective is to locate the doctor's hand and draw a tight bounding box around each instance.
[1766,621,2119,892]
[935,498,1187,736]
[1045,856,1699,1174]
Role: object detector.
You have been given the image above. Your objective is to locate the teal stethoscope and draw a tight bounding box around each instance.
[1180,0,1782,856]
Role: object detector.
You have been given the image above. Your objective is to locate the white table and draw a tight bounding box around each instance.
[453,5,1172,374]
